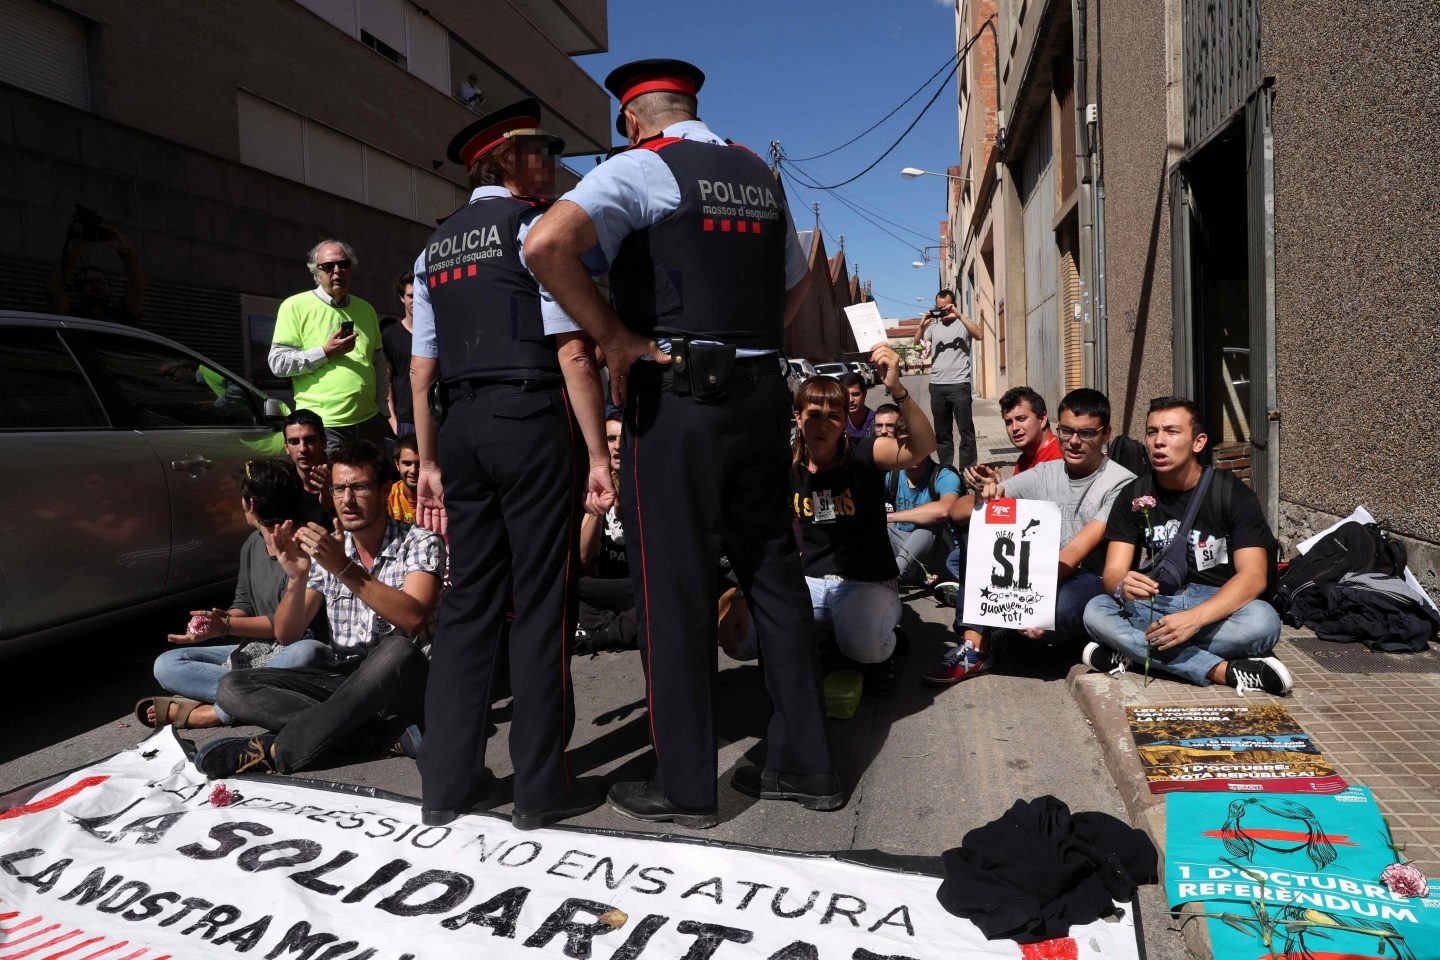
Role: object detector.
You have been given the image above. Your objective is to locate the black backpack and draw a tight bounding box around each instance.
[1273,521,1408,624]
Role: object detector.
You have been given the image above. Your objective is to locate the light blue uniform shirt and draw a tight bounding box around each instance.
[411,186,575,359]
[551,119,810,351]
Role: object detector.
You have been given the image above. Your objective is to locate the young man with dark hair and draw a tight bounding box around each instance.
[926,389,1136,684]
[282,408,331,522]
[382,271,417,440]
[387,434,420,523]
[1081,396,1290,695]
[915,289,983,469]
[838,371,875,439]
[872,402,901,438]
[198,440,445,776]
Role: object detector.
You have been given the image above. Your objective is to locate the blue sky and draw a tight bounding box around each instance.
[571,0,962,320]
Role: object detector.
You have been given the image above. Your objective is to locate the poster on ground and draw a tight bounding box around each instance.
[0,732,1142,960]
[1126,704,1348,794]
[1165,787,1440,960]
[962,498,1061,631]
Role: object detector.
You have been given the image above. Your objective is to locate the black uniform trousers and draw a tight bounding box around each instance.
[620,362,833,810]
[419,381,582,812]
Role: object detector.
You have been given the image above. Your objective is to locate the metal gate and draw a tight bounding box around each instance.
[1020,122,1062,409]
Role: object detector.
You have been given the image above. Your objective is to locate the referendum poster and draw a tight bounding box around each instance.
[0,732,1143,960]
[1126,704,1347,794]
[962,498,1061,631]
[1165,787,1440,960]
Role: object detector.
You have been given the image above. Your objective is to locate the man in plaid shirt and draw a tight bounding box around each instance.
[200,441,444,776]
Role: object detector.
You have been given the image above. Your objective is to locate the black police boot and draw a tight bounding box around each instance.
[731,764,846,811]
[511,777,608,831]
[421,770,496,827]
[607,779,719,829]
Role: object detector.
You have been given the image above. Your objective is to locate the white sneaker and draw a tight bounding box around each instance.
[1082,641,1133,676]
[1225,656,1293,696]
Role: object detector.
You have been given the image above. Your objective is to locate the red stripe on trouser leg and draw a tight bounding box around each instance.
[631,399,659,763]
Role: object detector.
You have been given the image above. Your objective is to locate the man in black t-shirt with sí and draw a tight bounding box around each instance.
[1080,396,1291,695]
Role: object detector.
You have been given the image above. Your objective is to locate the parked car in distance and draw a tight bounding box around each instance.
[0,313,290,658]
[849,361,876,388]
[785,357,819,393]
[814,362,850,379]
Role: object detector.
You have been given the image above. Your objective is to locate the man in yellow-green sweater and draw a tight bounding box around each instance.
[269,239,388,451]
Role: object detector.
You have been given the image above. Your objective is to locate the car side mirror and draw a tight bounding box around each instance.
[263,397,290,426]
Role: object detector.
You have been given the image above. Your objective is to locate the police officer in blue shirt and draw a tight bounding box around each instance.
[408,99,613,830]
[527,60,842,828]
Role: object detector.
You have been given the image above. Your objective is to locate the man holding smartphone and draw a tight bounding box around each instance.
[914,289,983,470]
[269,239,387,451]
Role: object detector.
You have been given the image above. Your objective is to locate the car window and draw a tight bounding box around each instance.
[0,327,108,431]
[75,331,262,429]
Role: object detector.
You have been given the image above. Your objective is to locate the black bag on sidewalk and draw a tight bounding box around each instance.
[1273,521,1405,624]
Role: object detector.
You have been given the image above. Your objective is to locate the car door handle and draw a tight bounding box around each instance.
[170,456,214,471]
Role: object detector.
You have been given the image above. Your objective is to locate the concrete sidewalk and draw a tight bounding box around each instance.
[919,376,1440,959]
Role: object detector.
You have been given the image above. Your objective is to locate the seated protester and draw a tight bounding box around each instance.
[839,371,875,439]
[924,389,1136,684]
[1081,397,1290,695]
[387,433,420,523]
[885,445,962,587]
[576,411,636,654]
[141,459,331,729]
[943,386,1063,588]
[872,402,901,440]
[282,408,332,525]
[200,441,445,776]
[790,351,935,682]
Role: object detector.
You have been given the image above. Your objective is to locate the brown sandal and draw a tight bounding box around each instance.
[135,695,205,729]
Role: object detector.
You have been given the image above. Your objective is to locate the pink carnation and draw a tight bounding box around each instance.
[1131,496,1158,511]
[1380,862,1429,898]
[188,614,212,636]
[207,784,237,807]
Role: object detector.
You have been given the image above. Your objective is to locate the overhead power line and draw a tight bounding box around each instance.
[779,17,992,191]
[783,51,961,162]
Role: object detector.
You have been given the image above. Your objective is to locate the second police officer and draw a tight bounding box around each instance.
[527,60,843,827]
[409,99,613,829]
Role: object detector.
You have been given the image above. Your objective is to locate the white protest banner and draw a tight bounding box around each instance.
[962,498,1062,630]
[842,302,889,352]
[0,732,1141,960]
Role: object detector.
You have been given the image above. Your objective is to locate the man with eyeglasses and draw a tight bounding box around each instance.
[198,440,444,778]
[269,239,387,451]
[924,388,1135,684]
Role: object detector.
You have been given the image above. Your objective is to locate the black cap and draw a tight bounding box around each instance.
[604,58,705,136]
[446,97,563,166]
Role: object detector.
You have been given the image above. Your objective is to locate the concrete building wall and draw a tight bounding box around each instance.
[1262,0,1440,549]
[1094,0,1176,438]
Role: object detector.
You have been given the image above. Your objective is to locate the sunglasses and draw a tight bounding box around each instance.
[318,260,352,273]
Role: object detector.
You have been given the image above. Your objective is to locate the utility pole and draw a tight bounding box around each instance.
[839,234,846,254]
[812,202,820,232]
[769,139,782,172]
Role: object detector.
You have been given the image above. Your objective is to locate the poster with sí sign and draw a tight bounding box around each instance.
[962,498,1061,631]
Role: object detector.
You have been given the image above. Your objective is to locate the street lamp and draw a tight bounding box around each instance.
[900,167,973,182]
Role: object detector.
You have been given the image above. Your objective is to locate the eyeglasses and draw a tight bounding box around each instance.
[874,423,899,436]
[318,260,352,273]
[1056,425,1103,442]
[330,482,376,498]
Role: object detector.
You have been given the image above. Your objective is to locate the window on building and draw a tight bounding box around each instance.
[0,0,91,110]
[360,28,407,68]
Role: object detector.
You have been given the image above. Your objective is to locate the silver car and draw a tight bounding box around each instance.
[0,313,288,657]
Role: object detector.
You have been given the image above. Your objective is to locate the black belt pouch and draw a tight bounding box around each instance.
[685,341,737,403]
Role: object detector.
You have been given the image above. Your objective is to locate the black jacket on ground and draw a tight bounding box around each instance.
[937,795,1157,943]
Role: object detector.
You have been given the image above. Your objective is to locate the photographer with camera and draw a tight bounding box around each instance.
[914,289,982,470]
[47,206,147,325]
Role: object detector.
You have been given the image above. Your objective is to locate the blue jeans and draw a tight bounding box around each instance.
[1082,584,1281,685]
[807,576,900,664]
[153,639,328,724]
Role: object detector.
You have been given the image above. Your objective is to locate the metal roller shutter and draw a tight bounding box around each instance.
[0,0,89,110]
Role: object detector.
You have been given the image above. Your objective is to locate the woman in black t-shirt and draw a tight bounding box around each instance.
[791,351,936,666]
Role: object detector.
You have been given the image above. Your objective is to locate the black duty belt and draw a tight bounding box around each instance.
[444,377,561,400]
[632,353,784,386]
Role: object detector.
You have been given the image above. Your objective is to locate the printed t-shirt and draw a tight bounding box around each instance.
[793,437,894,582]
[886,461,963,534]
[1103,468,1274,588]
[1001,458,1136,573]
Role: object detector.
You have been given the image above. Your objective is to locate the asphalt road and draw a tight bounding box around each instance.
[0,378,1189,960]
